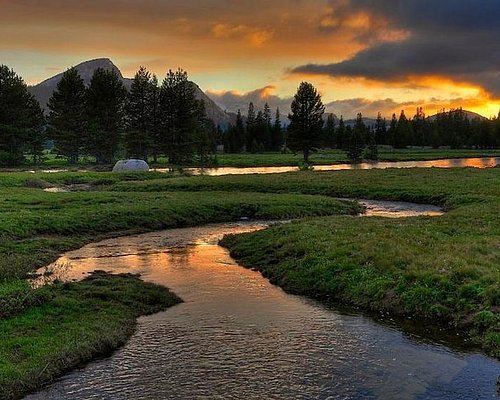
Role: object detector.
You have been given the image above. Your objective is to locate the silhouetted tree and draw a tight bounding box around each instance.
[335,116,347,149]
[125,66,158,160]
[412,107,427,146]
[262,102,272,150]
[0,65,45,165]
[271,107,283,151]
[346,113,365,162]
[85,68,126,163]
[393,110,412,148]
[364,129,378,161]
[159,69,207,164]
[375,112,387,145]
[322,114,336,148]
[224,109,246,153]
[287,82,325,163]
[246,102,256,152]
[25,96,46,165]
[387,113,397,147]
[47,67,86,164]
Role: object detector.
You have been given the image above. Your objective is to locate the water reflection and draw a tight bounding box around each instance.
[359,199,444,218]
[171,156,500,176]
[27,222,499,400]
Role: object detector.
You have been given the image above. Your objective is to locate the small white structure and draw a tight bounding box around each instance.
[112,159,150,173]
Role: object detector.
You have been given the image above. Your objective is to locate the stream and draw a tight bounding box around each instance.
[26,201,498,399]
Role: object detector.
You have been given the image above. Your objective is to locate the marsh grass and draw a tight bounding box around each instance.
[0,271,181,400]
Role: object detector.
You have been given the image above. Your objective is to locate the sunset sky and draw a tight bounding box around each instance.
[2,0,500,118]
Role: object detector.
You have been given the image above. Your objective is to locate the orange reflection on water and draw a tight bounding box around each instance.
[33,223,269,287]
[168,157,499,176]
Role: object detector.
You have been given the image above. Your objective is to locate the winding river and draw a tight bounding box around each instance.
[26,201,499,399]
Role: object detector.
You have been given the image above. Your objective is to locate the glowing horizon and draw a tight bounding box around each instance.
[2,0,499,119]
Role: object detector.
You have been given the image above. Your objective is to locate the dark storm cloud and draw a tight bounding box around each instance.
[293,0,500,96]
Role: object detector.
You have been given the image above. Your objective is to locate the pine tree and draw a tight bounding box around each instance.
[346,113,365,162]
[47,67,87,164]
[125,66,157,160]
[335,116,346,149]
[159,69,206,165]
[25,95,46,165]
[412,107,426,147]
[149,75,161,162]
[235,109,245,152]
[0,65,45,165]
[387,113,398,148]
[194,99,215,165]
[262,102,272,150]
[394,110,412,148]
[85,68,126,164]
[287,82,325,163]
[253,110,267,152]
[272,107,283,151]
[364,129,378,161]
[323,114,336,148]
[375,112,387,145]
[246,102,256,151]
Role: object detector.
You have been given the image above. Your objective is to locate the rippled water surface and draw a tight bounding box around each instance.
[28,219,499,399]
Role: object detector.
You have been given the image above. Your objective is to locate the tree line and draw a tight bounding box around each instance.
[223,102,500,163]
[0,65,218,166]
[223,103,284,153]
[1,64,499,167]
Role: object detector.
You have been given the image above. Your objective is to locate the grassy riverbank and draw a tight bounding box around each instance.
[110,167,499,357]
[0,172,359,399]
[0,272,181,400]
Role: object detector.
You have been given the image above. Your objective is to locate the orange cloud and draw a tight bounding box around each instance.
[211,23,273,47]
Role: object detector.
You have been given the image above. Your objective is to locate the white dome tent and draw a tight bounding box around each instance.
[112,159,150,173]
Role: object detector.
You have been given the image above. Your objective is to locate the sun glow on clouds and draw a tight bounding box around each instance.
[211,24,274,48]
[2,0,500,118]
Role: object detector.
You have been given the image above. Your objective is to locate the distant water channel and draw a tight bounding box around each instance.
[27,200,498,400]
[176,156,500,176]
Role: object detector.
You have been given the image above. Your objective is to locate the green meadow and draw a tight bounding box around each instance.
[0,165,498,398]
[0,170,358,399]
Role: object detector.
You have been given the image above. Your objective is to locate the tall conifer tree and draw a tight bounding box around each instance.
[287,82,325,163]
[125,66,157,160]
[159,69,206,164]
[47,68,86,164]
[0,65,45,165]
[85,68,126,163]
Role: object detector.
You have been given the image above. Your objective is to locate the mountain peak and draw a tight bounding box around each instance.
[35,58,123,89]
[74,58,122,78]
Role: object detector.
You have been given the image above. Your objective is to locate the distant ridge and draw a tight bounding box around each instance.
[426,109,487,122]
[28,58,236,128]
[340,110,486,128]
